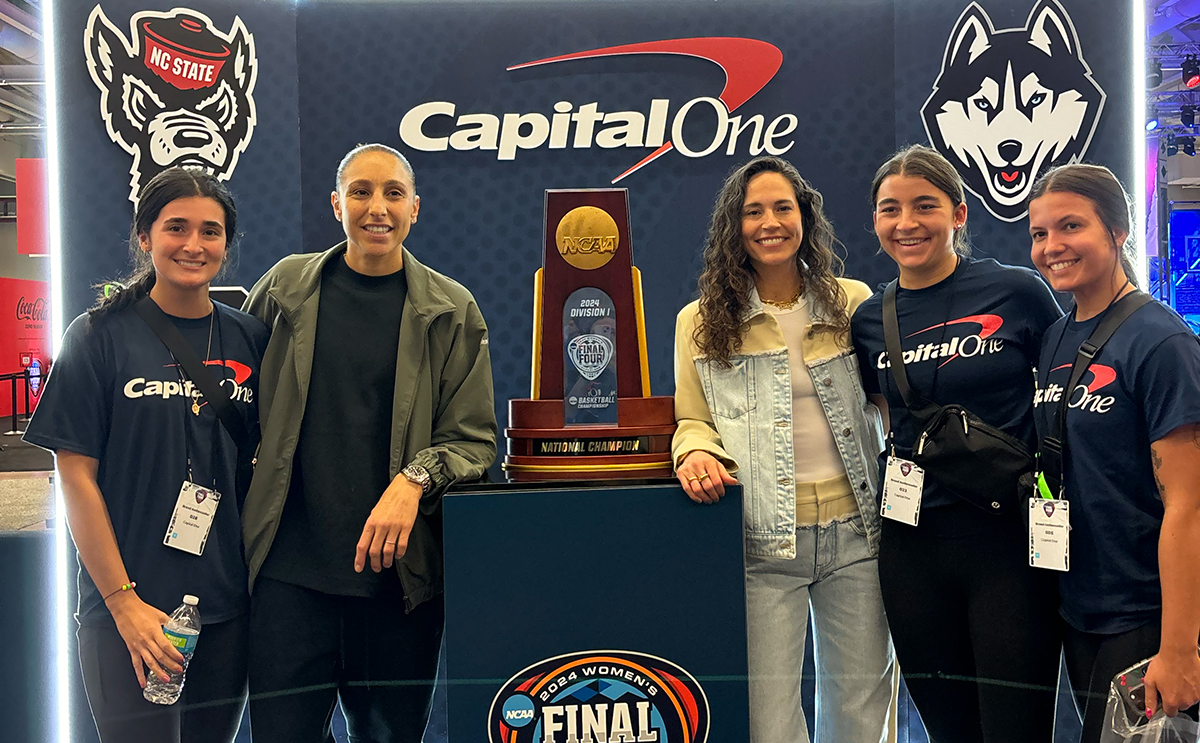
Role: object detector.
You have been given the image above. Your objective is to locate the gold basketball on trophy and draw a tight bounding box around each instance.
[554,206,620,270]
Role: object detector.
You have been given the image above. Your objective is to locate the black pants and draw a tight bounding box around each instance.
[77,615,249,743]
[878,504,1062,743]
[1062,618,1165,743]
[247,576,444,743]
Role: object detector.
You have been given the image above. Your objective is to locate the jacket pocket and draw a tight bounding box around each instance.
[698,357,757,420]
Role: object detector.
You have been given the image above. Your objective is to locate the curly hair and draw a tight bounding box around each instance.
[693,156,849,366]
[87,167,238,329]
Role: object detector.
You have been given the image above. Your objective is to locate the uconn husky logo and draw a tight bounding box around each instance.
[921,0,1105,222]
[84,6,258,203]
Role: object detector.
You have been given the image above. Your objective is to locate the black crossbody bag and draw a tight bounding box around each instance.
[882,280,1032,513]
[1039,291,1152,498]
[134,297,257,500]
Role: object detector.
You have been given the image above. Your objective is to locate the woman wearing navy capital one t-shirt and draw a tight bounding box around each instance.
[851,146,1063,743]
[1028,164,1200,743]
[23,168,267,743]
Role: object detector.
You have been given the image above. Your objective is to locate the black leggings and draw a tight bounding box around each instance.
[879,504,1062,743]
[1062,619,1163,743]
[77,615,249,743]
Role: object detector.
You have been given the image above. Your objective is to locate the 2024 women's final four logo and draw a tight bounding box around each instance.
[489,651,710,743]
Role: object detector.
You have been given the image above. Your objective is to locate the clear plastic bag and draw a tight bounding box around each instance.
[1100,657,1200,743]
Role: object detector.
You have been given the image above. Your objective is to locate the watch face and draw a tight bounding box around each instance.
[405,466,430,488]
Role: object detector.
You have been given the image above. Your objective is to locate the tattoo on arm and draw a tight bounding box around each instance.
[1151,445,1166,497]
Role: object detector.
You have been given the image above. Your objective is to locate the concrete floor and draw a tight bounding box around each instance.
[0,471,52,531]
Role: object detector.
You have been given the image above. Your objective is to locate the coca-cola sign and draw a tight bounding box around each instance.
[17,296,47,322]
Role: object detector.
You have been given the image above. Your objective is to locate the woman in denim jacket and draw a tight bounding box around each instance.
[673,156,894,743]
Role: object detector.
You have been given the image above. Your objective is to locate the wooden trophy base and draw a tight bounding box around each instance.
[505,397,676,482]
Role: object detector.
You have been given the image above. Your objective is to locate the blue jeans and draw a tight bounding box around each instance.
[745,514,895,743]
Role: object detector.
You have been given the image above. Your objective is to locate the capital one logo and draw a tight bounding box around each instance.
[400,38,791,182]
[84,6,258,203]
[921,0,1105,222]
[1033,363,1118,414]
[875,314,1006,370]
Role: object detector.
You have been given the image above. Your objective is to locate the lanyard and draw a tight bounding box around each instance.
[883,257,960,432]
[168,310,225,488]
[1036,285,1144,500]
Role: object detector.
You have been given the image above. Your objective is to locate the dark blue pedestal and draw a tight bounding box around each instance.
[442,480,748,743]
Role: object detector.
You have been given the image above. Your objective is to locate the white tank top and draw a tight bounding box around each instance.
[767,302,848,485]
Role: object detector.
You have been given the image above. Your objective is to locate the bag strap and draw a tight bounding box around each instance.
[134,296,252,452]
[1040,291,1152,495]
[882,280,940,422]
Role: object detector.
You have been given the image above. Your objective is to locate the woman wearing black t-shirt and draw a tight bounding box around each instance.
[1028,164,1200,742]
[25,168,267,743]
[851,145,1063,743]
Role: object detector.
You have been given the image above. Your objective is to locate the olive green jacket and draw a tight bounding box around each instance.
[241,243,497,611]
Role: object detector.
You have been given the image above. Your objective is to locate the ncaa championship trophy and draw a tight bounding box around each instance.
[504,189,676,481]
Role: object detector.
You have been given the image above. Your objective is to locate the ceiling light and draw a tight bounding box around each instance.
[1184,55,1200,88]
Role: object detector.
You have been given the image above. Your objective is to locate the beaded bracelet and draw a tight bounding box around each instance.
[102,582,136,602]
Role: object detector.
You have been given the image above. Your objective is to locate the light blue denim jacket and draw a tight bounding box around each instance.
[673,279,885,559]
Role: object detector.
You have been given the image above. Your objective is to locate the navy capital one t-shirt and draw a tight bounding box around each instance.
[24,304,268,626]
[1034,300,1200,634]
[852,258,1063,510]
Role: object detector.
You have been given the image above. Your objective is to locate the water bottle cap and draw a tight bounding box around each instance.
[183,595,199,605]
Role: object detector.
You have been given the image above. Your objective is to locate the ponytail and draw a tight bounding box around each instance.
[87,265,156,329]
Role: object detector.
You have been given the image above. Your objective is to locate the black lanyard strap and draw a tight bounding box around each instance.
[168,313,225,487]
[882,280,941,424]
[134,297,253,453]
[1040,291,1152,496]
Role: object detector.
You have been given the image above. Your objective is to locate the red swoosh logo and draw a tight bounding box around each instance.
[909,314,1004,340]
[1050,363,1117,393]
[508,37,784,182]
[205,359,252,384]
[906,314,1003,366]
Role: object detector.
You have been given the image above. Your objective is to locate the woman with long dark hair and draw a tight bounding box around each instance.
[24,167,268,742]
[850,145,1063,743]
[673,156,894,742]
[1028,164,1200,742]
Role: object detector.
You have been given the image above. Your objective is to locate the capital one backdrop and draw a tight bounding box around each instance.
[52,0,1133,470]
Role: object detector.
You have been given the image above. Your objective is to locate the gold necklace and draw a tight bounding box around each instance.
[761,287,802,310]
[190,307,215,416]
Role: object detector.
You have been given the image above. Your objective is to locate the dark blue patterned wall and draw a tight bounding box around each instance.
[53,0,1132,468]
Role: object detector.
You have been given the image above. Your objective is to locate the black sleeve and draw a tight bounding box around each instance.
[1139,332,1200,442]
[23,315,113,458]
[851,305,881,395]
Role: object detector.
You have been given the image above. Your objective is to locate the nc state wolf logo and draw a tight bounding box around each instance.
[921,0,1105,222]
[84,6,258,203]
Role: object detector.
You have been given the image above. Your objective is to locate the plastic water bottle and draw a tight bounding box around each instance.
[143,595,201,705]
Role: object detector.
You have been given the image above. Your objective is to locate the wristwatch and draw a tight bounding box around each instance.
[402,463,432,494]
